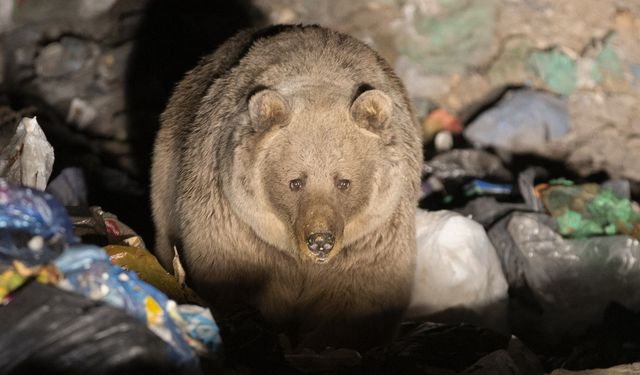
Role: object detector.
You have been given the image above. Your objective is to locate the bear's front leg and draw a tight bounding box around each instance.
[296,261,413,351]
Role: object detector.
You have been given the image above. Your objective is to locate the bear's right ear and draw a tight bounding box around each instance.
[248,89,291,130]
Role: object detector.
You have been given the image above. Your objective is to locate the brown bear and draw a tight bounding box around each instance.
[151,24,422,350]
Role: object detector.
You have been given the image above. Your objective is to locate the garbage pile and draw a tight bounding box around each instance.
[0,179,221,374]
[414,90,640,372]
[3,93,640,374]
[0,117,221,374]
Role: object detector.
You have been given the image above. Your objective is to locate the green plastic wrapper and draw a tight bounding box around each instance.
[540,182,640,239]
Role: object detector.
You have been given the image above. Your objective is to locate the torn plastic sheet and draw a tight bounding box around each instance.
[0,117,54,190]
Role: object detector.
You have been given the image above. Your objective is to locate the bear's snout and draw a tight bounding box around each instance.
[306,232,335,258]
[295,196,344,263]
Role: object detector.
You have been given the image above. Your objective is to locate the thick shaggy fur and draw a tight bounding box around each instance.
[151,25,422,350]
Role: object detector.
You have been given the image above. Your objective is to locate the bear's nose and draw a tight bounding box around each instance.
[306,232,335,255]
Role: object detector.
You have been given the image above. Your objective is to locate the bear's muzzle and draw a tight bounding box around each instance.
[295,197,344,263]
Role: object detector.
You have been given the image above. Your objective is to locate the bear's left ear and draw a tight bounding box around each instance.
[248,89,291,130]
[350,89,392,133]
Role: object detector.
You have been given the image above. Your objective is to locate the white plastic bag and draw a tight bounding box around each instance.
[407,210,508,332]
[0,117,54,190]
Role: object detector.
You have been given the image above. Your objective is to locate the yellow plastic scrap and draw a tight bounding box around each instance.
[0,268,27,301]
[0,261,61,302]
[144,295,164,325]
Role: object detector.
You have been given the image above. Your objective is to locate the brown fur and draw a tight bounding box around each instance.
[151,25,422,350]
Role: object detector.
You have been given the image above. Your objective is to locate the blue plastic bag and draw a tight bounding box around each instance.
[55,245,209,373]
[0,179,76,267]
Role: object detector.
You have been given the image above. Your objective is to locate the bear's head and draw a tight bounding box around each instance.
[225,82,408,263]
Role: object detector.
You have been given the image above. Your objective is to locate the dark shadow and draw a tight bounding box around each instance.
[363,320,511,374]
[123,0,266,247]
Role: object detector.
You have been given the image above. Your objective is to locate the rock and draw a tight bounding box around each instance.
[392,0,499,76]
[96,43,132,87]
[66,98,98,129]
[78,0,118,19]
[488,36,533,86]
[0,40,4,85]
[550,362,640,374]
[459,350,521,375]
[445,72,493,111]
[394,55,451,101]
[558,92,640,180]
[614,9,640,83]
[507,337,546,375]
[35,37,96,78]
[0,0,13,33]
[66,93,127,139]
[527,49,577,96]
[5,28,40,84]
[464,89,571,154]
[497,0,615,52]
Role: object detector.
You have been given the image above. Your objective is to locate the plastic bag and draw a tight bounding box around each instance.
[0,179,72,302]
[490,211,640,340]
[0,181,221,371]
[45,167,87,206]
[421,149,514,207]
[423,149,512,181]
[68,206,146,249]
[0,179,76,267]
[0,117,54,190]
[508,213,640,309]
[464,179,513,197]
[456,196,528,228]
[407,210,508,332]
[54,245,221,370]
[537,181,640,239]
[0,283,183,375]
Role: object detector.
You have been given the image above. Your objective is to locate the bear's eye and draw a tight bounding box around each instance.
[336,179,351,191]
[289,178,305,191]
